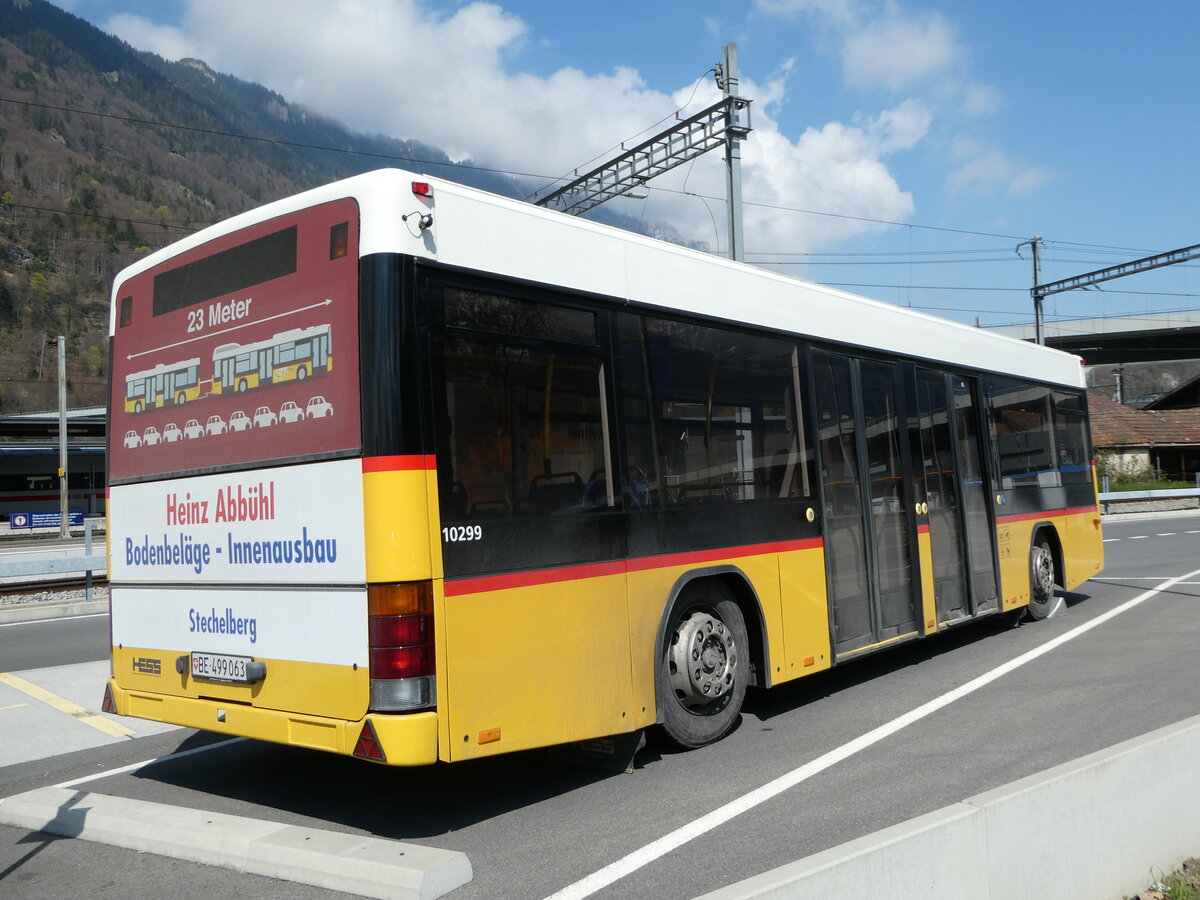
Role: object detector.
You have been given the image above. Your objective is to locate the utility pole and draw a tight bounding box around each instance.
[715,43,750,262]
[535,45,752,261]
[1024,240,1200,348]
[1017,236,1045,344]
[56,335,68,538]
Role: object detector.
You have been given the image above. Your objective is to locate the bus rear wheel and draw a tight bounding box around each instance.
[656,583,748,749]
[1027,536,1058,620]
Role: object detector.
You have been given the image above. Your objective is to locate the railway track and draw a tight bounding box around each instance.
[0,574,109,598]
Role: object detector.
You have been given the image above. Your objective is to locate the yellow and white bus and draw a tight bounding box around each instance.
[103,169,1104,765]
[211,324,333,396]
[123,357,202,413]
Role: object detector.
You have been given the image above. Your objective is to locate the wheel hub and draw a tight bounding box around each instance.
[668,611,738,709]
[1032,545,1053,598]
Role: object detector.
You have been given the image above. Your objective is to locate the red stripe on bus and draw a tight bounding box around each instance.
[444,537,824,596]
[362,455,436,473]
[917,524,930,534]
[996,505,1098,524]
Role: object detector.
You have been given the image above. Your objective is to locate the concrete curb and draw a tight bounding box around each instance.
[0,598,109,624]
[697,713,1200,899]
[0,786,472,899]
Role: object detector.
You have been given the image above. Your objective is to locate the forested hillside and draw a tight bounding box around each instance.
[0,0,520,413]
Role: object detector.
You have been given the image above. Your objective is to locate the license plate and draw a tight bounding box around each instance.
[190,651,252,683]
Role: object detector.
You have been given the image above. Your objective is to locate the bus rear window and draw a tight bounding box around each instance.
[153,225,298,317]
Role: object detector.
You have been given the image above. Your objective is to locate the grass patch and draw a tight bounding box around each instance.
[1131,858,1200,899]
[1109,480,1195,492]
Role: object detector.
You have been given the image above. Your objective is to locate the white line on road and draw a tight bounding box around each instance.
[53,738,247,790]
[0,613,109,629]
[543,567,1200,900]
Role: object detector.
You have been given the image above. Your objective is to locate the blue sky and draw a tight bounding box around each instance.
[58,0,1200,331]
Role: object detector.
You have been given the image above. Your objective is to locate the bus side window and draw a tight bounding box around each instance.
[985,377,1057,489]
[631,316,815,506]
[435,289,609,519]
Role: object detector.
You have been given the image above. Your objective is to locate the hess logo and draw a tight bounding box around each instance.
[132,657,162,676]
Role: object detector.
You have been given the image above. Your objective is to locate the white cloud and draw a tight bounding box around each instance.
[104,0,925,255]
[105,12,200,62]
[947,142,1052,197]
[753,0,862,27]
[842,12,962,91]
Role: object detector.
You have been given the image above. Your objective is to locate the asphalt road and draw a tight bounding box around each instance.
[0,615,110,671]
[2,510,1199,899]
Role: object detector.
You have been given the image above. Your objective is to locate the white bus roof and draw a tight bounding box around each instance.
[112,168,1084,389]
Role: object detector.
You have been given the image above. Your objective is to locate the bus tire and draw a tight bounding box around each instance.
[1027,535,1059,620]
[656,582,748,749]
[175,392,186,406]
[297,365,307,382]
[237,378,248,393]
[134,400,143,414]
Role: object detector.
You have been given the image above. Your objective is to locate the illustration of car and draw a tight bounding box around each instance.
[305,396,334,418]
[205,415,227,436]
[123,430,142,449]
[183,418,204,439]
[162,423,183,443]
[252,406,277,428]
[142,426,162,446]
[278,401,304,424]
[228,410,251,432]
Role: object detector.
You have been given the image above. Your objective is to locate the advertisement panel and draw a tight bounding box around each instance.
[107,458,366,585]
[108,198,361,482]
[109,584,367,668]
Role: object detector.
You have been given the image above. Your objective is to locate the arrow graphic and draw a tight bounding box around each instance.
[127,298,333,360]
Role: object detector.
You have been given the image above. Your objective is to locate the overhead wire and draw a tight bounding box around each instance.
[3,95,1195,321]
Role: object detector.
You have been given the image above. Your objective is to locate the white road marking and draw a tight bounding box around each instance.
[1157,533,1178,537]
[53,738,246,789]
[1103,539,1121,543]
[0,613,109,629]
[1129,535,1149,540]
[543,567,1200,900]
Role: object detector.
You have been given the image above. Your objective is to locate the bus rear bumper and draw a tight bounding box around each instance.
[106,678,439,766]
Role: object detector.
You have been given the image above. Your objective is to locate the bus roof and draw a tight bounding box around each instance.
[112,168,1084,389]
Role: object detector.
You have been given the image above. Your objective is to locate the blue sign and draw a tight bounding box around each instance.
[9,510,84,529]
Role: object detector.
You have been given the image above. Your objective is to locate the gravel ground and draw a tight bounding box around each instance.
[0,584,108,610]
[1103,498,1200,515]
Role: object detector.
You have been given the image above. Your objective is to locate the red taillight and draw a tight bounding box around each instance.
[367,581,434,680]
[368,615,429,647]
[101,682,116,714]
[412,181,432,197]
[369,645,433,679]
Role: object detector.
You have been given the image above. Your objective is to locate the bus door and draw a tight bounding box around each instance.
[813,350,919,657]
[914,369,999,624]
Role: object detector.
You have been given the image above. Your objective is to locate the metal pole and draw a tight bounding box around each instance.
[720,43,746,262]
[1030,236,1044,345]
[85,519,93,603]
[57,335,68,538]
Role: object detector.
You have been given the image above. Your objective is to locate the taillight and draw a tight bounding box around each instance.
[367,582,435,712]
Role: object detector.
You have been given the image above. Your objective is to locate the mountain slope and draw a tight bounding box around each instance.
[0,0,526,412]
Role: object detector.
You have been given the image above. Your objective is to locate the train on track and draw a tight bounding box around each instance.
[0,443,106,523]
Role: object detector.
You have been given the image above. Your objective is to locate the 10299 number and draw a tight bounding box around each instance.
[442,525,482,543]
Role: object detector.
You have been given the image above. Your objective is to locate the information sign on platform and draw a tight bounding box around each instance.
[9,511,84,529]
